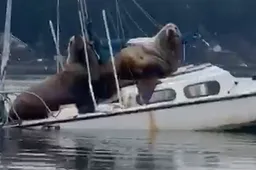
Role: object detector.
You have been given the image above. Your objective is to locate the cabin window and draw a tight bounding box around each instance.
[136,89,176,105]
[183,81,220,98]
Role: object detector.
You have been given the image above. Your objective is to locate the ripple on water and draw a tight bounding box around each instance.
[0,129,256,169]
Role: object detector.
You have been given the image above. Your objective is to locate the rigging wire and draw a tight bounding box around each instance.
[120,1,147,36]
[118,12,133,38]
[115,0,125,40]
[130,0,159,28]
[106,10,119,39]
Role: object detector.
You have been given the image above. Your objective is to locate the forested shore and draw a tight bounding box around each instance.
[1,0,256,74]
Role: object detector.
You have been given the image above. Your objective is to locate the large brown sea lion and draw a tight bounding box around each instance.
[101,23,182,103]
[8,36,101,121]
[99,23,182,78]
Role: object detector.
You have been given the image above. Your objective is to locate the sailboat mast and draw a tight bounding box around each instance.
[78,0,89,39]
[77,0,97,109]
[102,9,123,107]
[56,0,60,55]
[1,0,12,90]
[82,0,88,20]
[56,0,61,73]
[49,0,64,73]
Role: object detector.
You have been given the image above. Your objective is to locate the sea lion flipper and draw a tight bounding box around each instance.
[137,78,158,104]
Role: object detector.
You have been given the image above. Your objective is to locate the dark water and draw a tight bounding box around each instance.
[1,129,256,170]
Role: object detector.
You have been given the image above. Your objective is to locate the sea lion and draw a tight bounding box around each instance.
[66,35,126,100]
[8,63,97,121]
[68,23,182,104]
[8,36,101,121]
[8,22,182,121]
[100,22,182,79]
[101,22,182,103]
[66,35,100,80]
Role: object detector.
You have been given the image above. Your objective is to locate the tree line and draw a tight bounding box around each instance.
[0,0,256,64]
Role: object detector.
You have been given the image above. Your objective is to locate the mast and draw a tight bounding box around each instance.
[78,0,89,39]
[77,0,97,109]
[49,0,64,73]
[0,0,12,91]
[0,0,12,124]
[56,0,61,73]
[102,9,123,107]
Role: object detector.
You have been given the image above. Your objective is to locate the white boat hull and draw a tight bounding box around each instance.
[4,63,256,132]
[18,93,256,131]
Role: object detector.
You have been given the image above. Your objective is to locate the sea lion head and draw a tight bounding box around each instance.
[66,35,100,80]
[155,23,182,48]
[153,23,182,73]
[164,23,182,39]
[67,35,86,65]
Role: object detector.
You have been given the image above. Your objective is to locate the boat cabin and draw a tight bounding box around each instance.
[119,63,253,108]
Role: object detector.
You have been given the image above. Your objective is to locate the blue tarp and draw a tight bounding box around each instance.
[93,38,127,64]
[87,21,127,64]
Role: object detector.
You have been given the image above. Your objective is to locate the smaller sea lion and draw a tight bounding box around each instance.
[8,35,102,121]
[8,63,96,121]
[66,35,100,81]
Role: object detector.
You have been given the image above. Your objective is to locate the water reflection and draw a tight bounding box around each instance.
[1,130,256,169]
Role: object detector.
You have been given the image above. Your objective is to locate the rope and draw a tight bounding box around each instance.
[78,11,97,110]
[102,9,123,108]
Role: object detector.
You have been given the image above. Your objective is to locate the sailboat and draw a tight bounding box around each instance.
[2,0,256,132]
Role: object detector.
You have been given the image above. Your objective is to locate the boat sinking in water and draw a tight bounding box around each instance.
[1,0,256,132]
[3,62,256,131]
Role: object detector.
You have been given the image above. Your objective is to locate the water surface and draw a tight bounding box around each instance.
[1,129,256,170]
